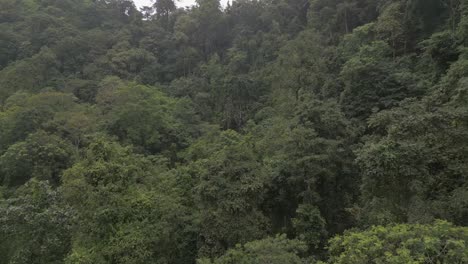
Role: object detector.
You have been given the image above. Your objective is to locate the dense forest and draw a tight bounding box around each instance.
[0,0,467,263]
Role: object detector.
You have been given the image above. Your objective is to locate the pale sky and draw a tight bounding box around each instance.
[133,0,229,8]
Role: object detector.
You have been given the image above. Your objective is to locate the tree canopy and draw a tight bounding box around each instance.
[0,0,467,263]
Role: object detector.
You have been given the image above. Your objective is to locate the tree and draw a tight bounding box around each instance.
[275,30,334,100]
[0,91,78,154]
[153,0,176,22]
[356,99,468,226]
[326,221,468,264]
[188,130,270,258]
[198,235,309,264]
[98,82,198,157]
[104,41,156,79]
[375,2,406,58]
[254,97,358,237]
[307,0,380,41]
[0,131,75,186]
[0,0,467,262]
[190,0,228,57]
[0,27,19,70]
[292,204,327,251]
[0,48,59,102]
[0,179,74,264]
[61,137,196,264]
[339,41,424,119]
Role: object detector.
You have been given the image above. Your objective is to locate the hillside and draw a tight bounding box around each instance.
[0,0,467,263]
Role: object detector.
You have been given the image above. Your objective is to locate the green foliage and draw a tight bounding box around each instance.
[293,204,327,251]
[0,91,79,153]
[0,179,74,264]
[105,42,156,79]
[275,30,335,98]
[0,131,75,186]
[339,41,424,118]
[327,221,468,264]
[253,97,358,236]
[61,137,195,264]
[356,99,468,226]
[0,0,467,263]
[189,130,270,257]
[0,48,59,102]
[199,235,308,264]
[99,80,199,156]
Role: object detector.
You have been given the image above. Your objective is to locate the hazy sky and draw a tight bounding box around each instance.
[133,0,229,8]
